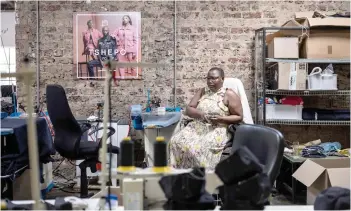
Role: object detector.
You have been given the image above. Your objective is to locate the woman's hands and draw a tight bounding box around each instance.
[207,115,223,125]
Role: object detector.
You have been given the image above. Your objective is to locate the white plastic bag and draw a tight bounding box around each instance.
[308,64,337,90]
[322,64,334,75]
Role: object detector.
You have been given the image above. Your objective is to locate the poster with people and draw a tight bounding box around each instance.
[73,12,141,79]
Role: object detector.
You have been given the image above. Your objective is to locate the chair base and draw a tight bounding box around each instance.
[81,193,95,199]
[79,159,98,198]
[78,158,115,198]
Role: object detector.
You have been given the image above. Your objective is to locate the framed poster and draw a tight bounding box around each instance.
[73,12,142,79]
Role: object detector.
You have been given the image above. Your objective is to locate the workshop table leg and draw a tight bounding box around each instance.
[291,163,296,204]
[79,63,82,77]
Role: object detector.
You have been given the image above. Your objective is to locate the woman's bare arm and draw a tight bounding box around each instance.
[185,88,205,119]
[218,89,243,124]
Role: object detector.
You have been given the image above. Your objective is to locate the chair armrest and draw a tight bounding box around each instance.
[79,122,92,133]
[88,126,116,139]
[228,124,237,136]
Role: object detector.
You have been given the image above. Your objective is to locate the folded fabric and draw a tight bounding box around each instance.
[319,142,342,153]
[301,146,326,158]
[338,149,351,157]
[280,96,303,106]
[326,152,348,157]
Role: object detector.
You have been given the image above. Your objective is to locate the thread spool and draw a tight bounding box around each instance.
[153,136,169,173]
[1,200,7,210]
[117,137,135,172]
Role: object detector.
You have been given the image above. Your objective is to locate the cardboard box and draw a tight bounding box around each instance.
[267,37,299,59]
[266,12,350,59]
[271,62,307,90]
[301,30,350,59]
[292,158,350,205]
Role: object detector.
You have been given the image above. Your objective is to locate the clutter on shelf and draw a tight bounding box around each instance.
[286,139,350,158]
[259,96,304,120]
[268,63,340,91]
[266,11,350,59]
[302,108,350,121]
[268,62,307,90]
[308,64,338,90]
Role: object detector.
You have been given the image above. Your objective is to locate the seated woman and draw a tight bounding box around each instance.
[169,67,243,170]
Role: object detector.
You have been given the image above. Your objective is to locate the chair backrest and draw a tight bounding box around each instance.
[223,78,253,124]
[231,124,285,185]
[46,84,82,159]
[1,85,16,97]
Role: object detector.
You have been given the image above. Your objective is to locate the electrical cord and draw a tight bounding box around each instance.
[52,159,65,172]
[0,36,10,69]
[52,158,78,184]
[53,171,76,183]
[37,101,55,136]
[53,182,80,194]
[68,160,78,166]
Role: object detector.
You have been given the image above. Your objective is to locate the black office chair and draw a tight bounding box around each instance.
[46,84,119,198]
[1,85,17,115]
[230,124,285,188]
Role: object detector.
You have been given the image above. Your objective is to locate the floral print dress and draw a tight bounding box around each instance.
[169,87,231,170]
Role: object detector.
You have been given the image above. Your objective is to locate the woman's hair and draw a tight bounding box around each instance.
[122,15,132,26]
[87,20,92,25]
[208,67,225,79]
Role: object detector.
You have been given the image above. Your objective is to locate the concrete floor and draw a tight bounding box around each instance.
[48,155,302,206]
[46,177,298,206]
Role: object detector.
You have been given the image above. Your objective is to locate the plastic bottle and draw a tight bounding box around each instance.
[130,105,143,130]
[105,194,118,210]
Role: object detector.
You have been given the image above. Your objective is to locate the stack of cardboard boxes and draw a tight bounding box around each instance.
[265,12,350,205]
[266,11,350,90]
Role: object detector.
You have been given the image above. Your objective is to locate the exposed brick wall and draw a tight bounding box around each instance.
[16,0,350,149]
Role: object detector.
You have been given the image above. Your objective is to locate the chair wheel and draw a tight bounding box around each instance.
[81,193,95,198]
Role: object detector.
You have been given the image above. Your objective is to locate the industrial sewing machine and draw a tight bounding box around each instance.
[98,144,272,211]
[100,168,223,210]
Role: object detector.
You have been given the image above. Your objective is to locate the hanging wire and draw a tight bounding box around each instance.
[0,36,11,85]
[0,36,10,67]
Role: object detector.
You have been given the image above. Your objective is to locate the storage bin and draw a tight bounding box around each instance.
[308,67,337,90]
[260,104,303,120]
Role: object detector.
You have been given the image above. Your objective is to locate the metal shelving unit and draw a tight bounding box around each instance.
[259,90,350,96]
[262,120,350,126]
[266,58,350,64]
[254,27,350,126]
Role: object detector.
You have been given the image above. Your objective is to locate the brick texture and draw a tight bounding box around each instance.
[15,1,350,149]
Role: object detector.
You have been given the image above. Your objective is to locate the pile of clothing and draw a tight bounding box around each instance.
[300,142,350,158]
